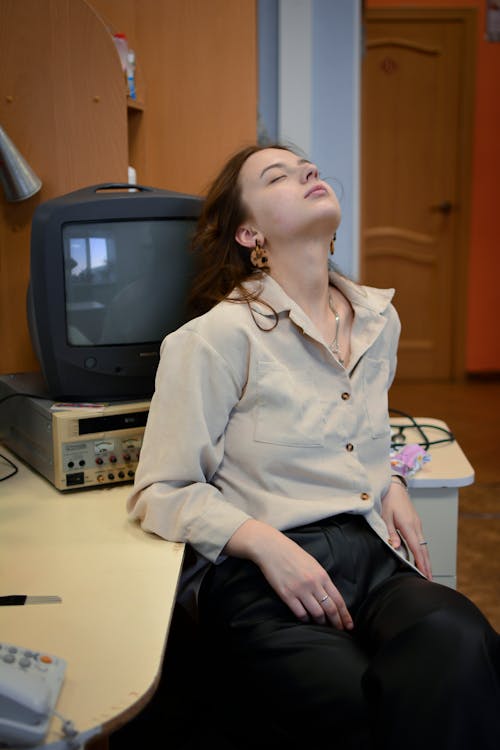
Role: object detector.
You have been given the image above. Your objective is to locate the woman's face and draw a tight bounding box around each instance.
[237,148,341,246]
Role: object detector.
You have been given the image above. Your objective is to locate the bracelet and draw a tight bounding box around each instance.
[391,474,408,490]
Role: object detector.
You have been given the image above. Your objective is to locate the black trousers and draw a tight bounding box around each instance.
[199,514,500,750]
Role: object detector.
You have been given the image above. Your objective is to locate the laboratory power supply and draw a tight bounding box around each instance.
[0,373,150,491]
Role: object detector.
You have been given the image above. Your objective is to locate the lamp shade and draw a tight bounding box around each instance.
[0,125,42,202]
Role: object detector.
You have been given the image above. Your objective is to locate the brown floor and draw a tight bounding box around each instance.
[389,376,500,632]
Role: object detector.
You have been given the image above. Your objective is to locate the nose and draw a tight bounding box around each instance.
[302,163,319,182]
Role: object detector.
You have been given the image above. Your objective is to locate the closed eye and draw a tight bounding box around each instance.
[269,174,286,184]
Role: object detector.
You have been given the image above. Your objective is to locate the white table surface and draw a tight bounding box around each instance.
[0,446,184,747]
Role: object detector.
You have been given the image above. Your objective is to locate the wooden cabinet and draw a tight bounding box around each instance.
[0,0,257,375]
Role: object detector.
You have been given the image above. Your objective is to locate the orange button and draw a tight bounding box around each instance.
[360,492,370,501]
[40,655,53,664]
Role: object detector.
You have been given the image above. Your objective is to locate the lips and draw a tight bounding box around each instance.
[305,183,328,198]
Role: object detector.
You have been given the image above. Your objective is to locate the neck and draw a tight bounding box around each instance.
[268,238,331,319]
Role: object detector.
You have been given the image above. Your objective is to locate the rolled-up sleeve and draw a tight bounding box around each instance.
[127,326,252,562]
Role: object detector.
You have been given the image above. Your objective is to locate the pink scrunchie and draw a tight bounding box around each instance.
[390,443,430,478]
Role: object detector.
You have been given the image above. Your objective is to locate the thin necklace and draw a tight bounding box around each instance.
[328,293,344,364]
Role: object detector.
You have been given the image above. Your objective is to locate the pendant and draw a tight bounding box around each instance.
[329,341,344,364]
[328,293,344,364]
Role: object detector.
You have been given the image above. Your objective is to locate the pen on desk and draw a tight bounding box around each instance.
[0,595,62,606]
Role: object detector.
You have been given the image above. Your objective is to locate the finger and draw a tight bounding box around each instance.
[385,522,401,549]
[404,525,433,579]
[318,588,354,631]
[287,597,311,623]
[414,541,433,580]
[303,591,345,630]
[305,594,327,625]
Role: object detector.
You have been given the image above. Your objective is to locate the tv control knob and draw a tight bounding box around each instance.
[95,457,104,465]
[110,455,117,463]
[123,453,131,462]
[97,474,105,483]
[118,471,125,479]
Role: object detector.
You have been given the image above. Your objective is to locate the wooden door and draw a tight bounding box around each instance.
[360,9,476,380]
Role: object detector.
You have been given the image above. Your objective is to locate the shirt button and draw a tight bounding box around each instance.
[346,443,354,452]
[341,392,350,401]
[360,492,370,501]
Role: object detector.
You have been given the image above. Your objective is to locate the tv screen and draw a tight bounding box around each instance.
[27,183,203,401]
[63,219,194,347]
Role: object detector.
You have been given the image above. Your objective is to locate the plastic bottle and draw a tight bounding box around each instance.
[113,33,129,73]
[127,49,136,100]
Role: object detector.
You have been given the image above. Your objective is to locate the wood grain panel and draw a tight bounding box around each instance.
[90,0,257,195]
[0,0,257,376]
[0,0,128,375]
[134,0,257,195]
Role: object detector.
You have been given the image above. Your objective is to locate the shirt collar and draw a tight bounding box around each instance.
[242,270,394,319]
[239,272,395,370]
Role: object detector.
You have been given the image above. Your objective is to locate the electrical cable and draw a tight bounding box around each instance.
[0,391,49,480]
[53,709,82,749]
[0,452,18,481]
[390,408,455,452]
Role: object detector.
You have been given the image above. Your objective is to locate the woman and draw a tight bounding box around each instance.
[127,145,500,749]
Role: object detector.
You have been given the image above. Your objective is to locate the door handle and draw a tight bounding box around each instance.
[430,200,454,215]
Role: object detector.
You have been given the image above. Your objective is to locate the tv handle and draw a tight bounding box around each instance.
[91,182,154,194]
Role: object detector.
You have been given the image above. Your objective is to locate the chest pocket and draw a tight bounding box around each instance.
[254,362,326,447]
[362,357,390,438]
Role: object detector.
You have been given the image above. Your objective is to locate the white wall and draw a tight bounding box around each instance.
[258,0,361,279]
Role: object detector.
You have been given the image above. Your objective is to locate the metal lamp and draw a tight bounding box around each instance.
[0,125,42,202]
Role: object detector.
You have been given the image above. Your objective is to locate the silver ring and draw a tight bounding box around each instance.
[319,594,329,603]
[419,540,428,546]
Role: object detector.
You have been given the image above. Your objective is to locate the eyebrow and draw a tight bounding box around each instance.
[259,158,311,179]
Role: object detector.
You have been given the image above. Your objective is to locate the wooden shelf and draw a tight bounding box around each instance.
[127,96,144,112]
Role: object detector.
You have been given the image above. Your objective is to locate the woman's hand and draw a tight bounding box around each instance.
[381,480,433,579]
[224,519,353,631]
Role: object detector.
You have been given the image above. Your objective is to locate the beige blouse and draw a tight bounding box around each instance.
[127,271,417,602]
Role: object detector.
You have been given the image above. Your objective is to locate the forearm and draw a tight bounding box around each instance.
[223,518,286,564]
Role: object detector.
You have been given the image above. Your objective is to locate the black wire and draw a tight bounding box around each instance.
[0,393,42,480]
[389,408,455,451]
[0,452,18,481]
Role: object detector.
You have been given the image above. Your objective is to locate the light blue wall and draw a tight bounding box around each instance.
[257,0,279,142]
[258,0,361,279]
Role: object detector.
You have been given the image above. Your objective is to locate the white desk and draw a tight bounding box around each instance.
[391,417,474,588]
[0,447,184,748]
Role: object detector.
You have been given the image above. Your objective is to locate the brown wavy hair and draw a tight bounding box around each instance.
[187,143,294,317]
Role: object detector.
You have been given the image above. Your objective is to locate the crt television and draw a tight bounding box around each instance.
[27,183,203,401]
